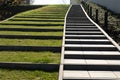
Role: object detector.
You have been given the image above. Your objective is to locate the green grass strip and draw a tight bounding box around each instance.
[0,31,63,36]
[17,5,69,16]
[10,18,64,22]
[0,68,58,80]
[0,51,60,63]
[0,25,63,29]
[0,39,62,46]
[1,21,64,25]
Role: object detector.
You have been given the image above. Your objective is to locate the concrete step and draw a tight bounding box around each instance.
[66,23,94,26]
[59,5,120,80]
[66,27,99,30]
[63,70,118,80]
[65,39,109,42]
[64,64,120,71]
[64,51,120,55]
[65,44,115,47]
[66,21,91,23]
[66,22,94,24]
[66,28,99,31]
[66,26,96,28]
[67,17,88,19]
[66,30,101,33]
[64,54,120,60]
[64,59,120,65]
[63,70,90,80]
[66,29,99,31]
[65,39,111,44]
[66,31,103,35]
[65,46,117,51]
[65,41,111,44]
[65,35,106,39]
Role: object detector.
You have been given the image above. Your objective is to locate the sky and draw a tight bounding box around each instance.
[33,0,70,5]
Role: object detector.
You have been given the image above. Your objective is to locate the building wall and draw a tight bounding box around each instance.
[91,0,120,14]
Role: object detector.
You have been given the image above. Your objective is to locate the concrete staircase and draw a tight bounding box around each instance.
[59,5,120,80]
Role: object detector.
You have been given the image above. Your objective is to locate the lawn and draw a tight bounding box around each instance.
[10,18,64,22]
[14,16,64,19]
[0,51,60,63]
[1,21,64,25]
[0,5,69,80]
[0,31,63,36]
[0,69,58,80]
[0,25,63,29]
[17,5,69,16]
[0,39,62,46]
[0,5,69,64]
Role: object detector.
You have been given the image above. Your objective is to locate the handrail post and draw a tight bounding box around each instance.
[96,9,99,24]
[104,11,108,32]
[90,7,92,18]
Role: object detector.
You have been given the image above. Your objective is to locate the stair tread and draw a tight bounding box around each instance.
[64,59,120,65]
[65,44,115,47]
[65,39,109,42]
[66,35,105,37]
[64,51,120,55]
[66,31,101,33]
[63,70,117,79]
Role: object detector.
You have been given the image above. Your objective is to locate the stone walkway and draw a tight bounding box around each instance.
[59,5,120,80]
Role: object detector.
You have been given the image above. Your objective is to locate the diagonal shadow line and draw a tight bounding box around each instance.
[65,47,118,51]
[0,63,59,71]
[0,28,63,32]
[64,64,120,71]
[0,23,64,26]
[0,46,61,52]
[65,36,107,39]
[0,35,62,40]
[64,54,120,60]
[65,41,111,44]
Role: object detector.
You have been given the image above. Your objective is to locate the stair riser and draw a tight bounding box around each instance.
[65,47,118,51]
[65,41,111,44]
[66,33,103,35]
[64,65,120,71]
[64,55,120,60]
[66,37,107,39]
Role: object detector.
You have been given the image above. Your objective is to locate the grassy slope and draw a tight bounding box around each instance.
[0,69,58,80]
[0,51,60,63]
[0,25,63,29]
[0,5,69,63]
[0,39,62,46]
[0,5,69,80]
[0,31,63,36]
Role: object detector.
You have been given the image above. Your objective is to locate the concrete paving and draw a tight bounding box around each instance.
[59,5,120,80]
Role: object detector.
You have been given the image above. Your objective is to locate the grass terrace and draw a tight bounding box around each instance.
[0,5,69,64]
[0,69,58,80]
[0,39,62,46]
[0,25,63,29]
[10,18,64,22]
[0,51,60,63]
[0,31,63,36]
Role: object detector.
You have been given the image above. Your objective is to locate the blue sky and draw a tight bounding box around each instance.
[33,0,70,5]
